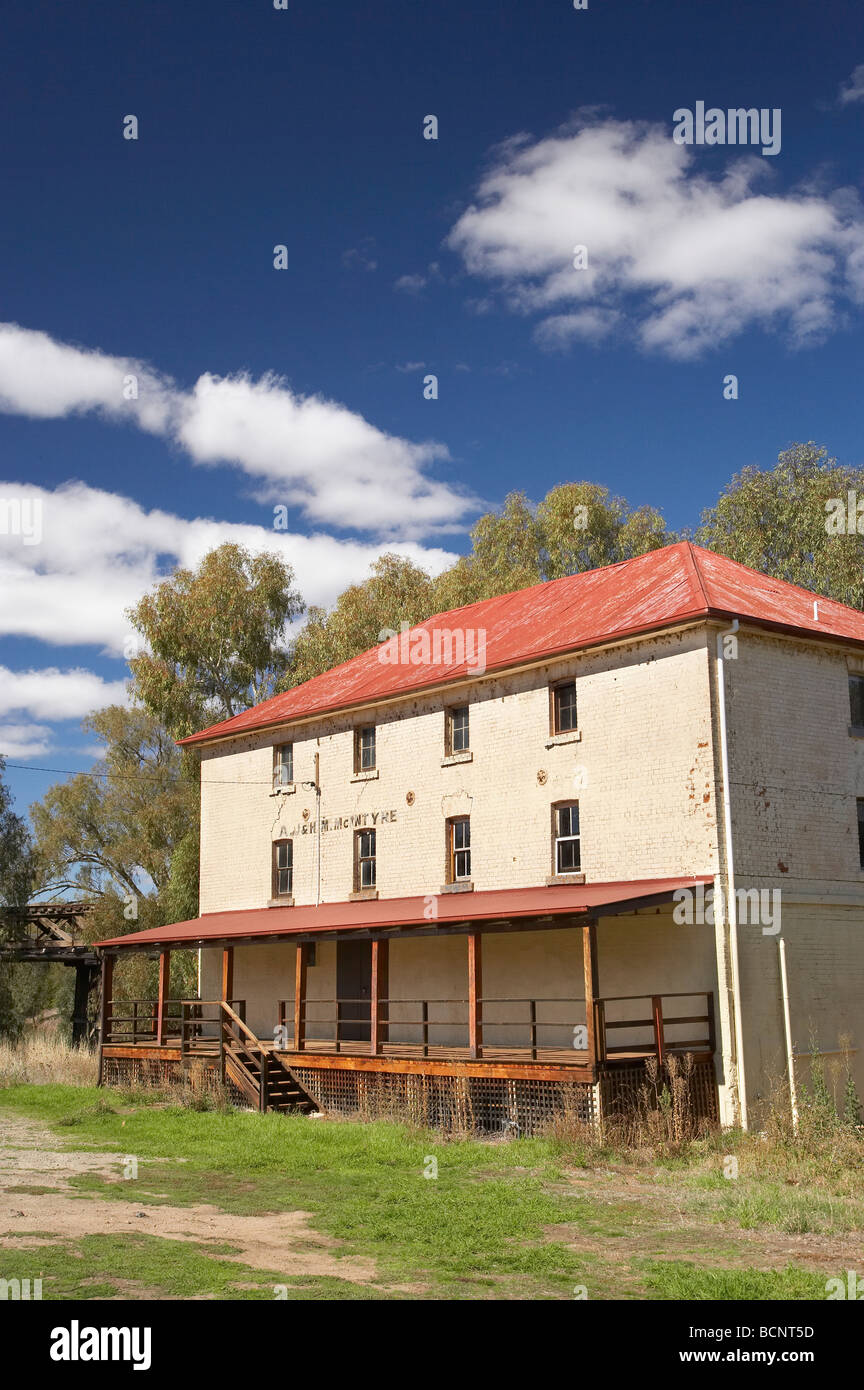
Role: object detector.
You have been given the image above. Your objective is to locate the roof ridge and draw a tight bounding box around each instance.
[680,539,713,611]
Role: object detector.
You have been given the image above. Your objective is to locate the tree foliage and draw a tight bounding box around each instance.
[30,707,194,937]
[118,543,304,923]
[695,442,864,609]
[284,483,674,681]
[0,756,33,912]
[127,542,303,740]
[0,758,45,1038]
[282,554,436,690]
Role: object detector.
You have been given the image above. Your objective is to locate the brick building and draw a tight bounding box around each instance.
[98,541,864,1131]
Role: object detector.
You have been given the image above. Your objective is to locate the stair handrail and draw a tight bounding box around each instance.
[218,1000,270,1076]
[219,999,261,1047]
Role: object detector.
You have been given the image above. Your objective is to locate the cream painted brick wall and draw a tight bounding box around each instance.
[720,632,864,1111]
[198,627,719,914]
[726,632,864,891]
[734,905,864,1114]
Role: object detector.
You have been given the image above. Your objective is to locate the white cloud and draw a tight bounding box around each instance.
[0,666,129,721]
[394,273,428,294]
[839,64,864,105]
[447,117,864,358]
[0,323,476,537]
[0,480,459,654]
[177,373,463,535]
[342,241,378,272]
[0,722,53,760]
[534,309,620,349]
[0,323,175,433]
[393,263,442,295]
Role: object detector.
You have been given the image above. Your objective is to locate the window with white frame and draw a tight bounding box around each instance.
[355,828,377,889]
[273,743,293,788]
[272,839,293,897]
[448,816,471,882]
[355,725,376,772]
[554,803,581,874]
[552,682,578,734]
[447,705,470,754]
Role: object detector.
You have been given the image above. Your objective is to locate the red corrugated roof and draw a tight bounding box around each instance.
[179,540,864,746]
[96,876,712,948]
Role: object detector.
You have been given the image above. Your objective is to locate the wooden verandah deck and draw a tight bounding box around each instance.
[96,901,720,1127]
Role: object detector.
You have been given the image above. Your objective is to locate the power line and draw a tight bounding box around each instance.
[2,761,287,787]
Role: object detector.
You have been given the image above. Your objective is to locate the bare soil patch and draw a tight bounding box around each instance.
[0,1113,379,1285]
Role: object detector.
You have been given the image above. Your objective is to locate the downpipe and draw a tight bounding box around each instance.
[716,619,749,1129]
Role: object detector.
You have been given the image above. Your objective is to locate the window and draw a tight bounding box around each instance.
[552,682,578,734]
[858,801,864,870]
[273,743,293,788]
[355,828,376,889]
[554,803,581,874]
[355,725,376,772]
[447,705,470,754]
[448,817,471,882]
[850,675,864,729]
[272,839,293,897]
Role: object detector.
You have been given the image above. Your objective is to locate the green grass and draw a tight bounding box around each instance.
[0,1085,849,1301]
[685,1177,864,1235]
[642,1261,829,1301]
[2,1232,386,1301]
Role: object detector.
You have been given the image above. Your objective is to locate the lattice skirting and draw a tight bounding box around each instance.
[101,1054,245,1104]
[290,1066,596,1135]
[599,1058,719,1126]
[102,1056,184,1088]
[100,1054,719,1133]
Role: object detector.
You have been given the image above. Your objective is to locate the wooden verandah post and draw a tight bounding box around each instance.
[468,930,482,1059]
[294,942,307,1051]
[370,938,389,1055]
[156,949,171,1045]
[582,921,600,1068]
[221,946,234,1005]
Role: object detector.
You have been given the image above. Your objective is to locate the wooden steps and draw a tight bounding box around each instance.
[222,1039,315,1114]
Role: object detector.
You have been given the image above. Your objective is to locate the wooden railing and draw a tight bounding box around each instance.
[277,996,589,1059]
[595,992,715,1064]
[105,990,716,1069]
[104,998,245,1047]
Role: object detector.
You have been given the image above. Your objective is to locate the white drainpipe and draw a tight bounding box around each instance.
[778,938,798,1132]
[314,750,322,907]
[716,620,748,1129]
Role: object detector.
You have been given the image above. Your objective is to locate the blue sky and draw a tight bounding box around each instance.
[1,0,863,815]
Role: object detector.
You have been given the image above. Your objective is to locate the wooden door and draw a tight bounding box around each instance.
[337,940,372,1042]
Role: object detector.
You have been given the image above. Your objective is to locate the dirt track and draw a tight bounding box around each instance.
[0,1112,378,1285]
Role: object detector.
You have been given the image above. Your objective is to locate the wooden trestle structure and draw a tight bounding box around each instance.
[0,902,99,1045]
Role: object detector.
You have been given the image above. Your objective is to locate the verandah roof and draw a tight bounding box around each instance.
[96,876,713,951]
